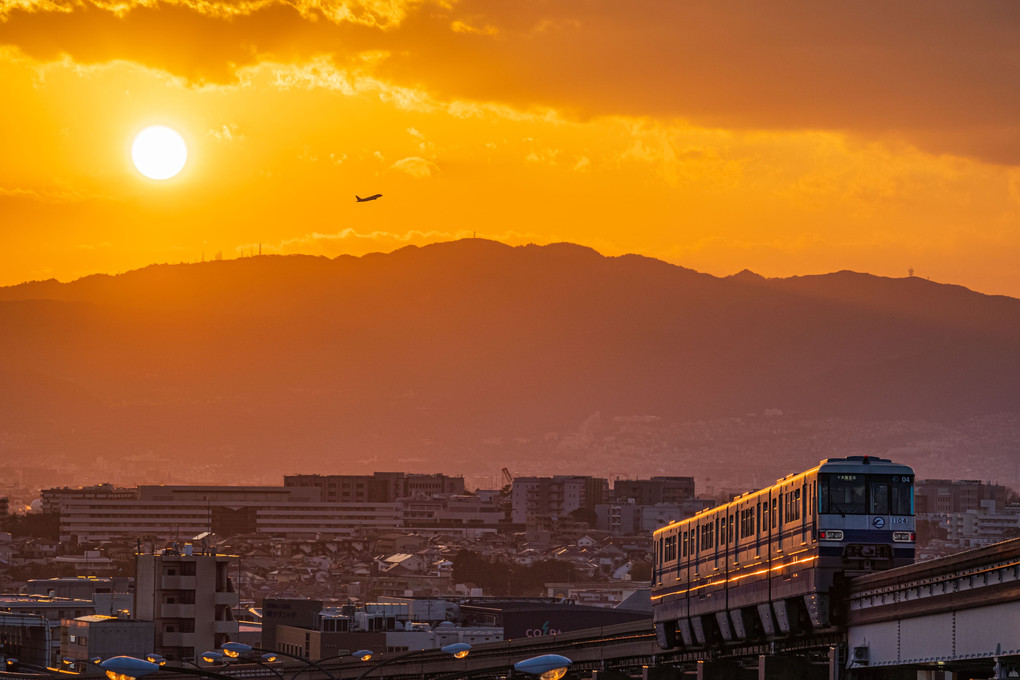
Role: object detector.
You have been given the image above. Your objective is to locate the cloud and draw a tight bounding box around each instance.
[0,184,95,203]
[270,227,469,256]
[207,123,242,141]
[450,19,496,36]
[0,0,430,28]
[389,155,438,177]
[1,0,1018,164]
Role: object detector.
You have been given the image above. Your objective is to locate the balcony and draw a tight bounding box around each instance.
[214,591,239,606]
[160,604,196,618]
[160,632,196,648]
[161,576,197,590]
[214,620,239,634]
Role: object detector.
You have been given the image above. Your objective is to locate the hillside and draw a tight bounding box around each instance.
[1,239,1018,482]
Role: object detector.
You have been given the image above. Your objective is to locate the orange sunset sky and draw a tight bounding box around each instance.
[2,0,1019,297]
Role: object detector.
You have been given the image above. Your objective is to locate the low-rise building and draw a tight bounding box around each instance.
[263,598,501,659]
[61,614,154,661]
[0,595,96,664]
[26,576,133,617]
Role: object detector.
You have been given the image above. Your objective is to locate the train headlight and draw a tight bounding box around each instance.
[819,530,844,541]
[892,531,915,542]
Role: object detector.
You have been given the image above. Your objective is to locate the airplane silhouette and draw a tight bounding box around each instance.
[356,194,382,202]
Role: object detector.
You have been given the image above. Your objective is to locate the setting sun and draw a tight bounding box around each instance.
[0,1,1018,297]
[131,125,187,180]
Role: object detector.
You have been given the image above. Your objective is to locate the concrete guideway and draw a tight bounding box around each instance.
[847,537,1020,677]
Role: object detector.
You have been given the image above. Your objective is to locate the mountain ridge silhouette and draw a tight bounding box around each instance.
[2,239,1018,475]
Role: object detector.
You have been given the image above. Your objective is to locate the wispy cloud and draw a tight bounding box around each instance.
[0,184,95,203]
[0,0,434,27]
[389,156,438,177]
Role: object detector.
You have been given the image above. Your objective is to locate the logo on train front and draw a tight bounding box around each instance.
[872,516,886,528]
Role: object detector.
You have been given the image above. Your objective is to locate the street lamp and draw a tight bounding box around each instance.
[354,643,472,680]
[285,649,378,680]
[99,656,237,680]
[220,642,340,680]
[513,655,572,680]
[100,656,161,680]
[5,658,55,676]
[198,649,283,680]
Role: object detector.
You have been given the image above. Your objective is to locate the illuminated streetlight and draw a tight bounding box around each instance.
[99,655,237,680]
[513,655,572,680]
[100,656,161,680]
[219,642,339,680]
[354,643,472,680]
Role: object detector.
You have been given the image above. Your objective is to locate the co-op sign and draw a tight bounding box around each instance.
[525,621,562,637]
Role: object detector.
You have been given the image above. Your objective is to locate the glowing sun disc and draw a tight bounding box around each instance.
[132,126,187,180]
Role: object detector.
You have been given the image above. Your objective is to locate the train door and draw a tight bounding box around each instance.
[777,490,784,554]
[801,480,808,544]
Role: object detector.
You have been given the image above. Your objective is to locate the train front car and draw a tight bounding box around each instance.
[652,456,915,652]
[816,456,915,574]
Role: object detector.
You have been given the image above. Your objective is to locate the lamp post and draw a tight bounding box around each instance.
[285,649,375,680]
[416,652,572,680]
[4,658,57,676]
[354,644,472,680]
[198,650,283,680]
[220,643,341,680]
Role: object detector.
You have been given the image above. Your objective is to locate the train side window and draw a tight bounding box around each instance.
[890,476,913,515]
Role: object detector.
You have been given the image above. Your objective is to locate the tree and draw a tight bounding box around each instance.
[1,512,60,539]
[452,550,575,596]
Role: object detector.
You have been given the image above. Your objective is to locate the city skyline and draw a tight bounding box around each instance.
[1,1,1020,297]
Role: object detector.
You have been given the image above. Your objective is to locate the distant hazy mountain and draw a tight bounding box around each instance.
[2,239,1018,479]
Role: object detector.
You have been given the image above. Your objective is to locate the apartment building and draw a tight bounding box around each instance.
[915,479,1009,515]
[612,476,695,505]
[510,476,609,525]
[134,547,239,661]
[283,472,465,502]
[52,485,400,542]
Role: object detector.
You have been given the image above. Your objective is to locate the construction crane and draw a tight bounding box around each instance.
[501,467,515,487]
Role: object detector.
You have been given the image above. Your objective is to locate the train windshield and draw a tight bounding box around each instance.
[821,473,867,514]
[820,473,913,515]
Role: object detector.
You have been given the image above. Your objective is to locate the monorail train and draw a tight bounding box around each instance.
[652,456,914,650]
